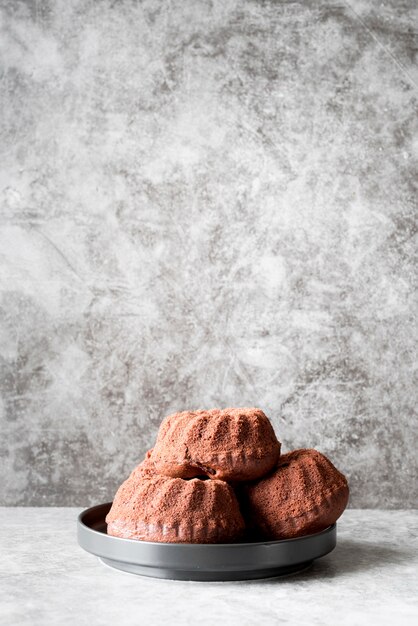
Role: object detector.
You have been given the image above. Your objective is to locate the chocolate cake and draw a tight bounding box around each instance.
[243,448,349,539]
[106,461,245,543]
[106,409,349,545]
[150,407,281,482]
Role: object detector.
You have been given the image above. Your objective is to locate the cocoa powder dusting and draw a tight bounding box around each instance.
[244,449,349,539]
[150,407,281,482]
[106,457,245,543]
[106,412,349,544]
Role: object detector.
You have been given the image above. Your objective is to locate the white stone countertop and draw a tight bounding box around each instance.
[1,508,417,626]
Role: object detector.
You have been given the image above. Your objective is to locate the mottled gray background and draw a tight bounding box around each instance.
[0,0,417,507]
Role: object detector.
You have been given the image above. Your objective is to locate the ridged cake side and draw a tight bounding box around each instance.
[244,448,349,539]
[151,407,281,481]
[106,470,245,543]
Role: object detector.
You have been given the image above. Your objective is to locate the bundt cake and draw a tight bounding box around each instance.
[150,407,281,482]
[106,461,245,543]
[243,449,349,539]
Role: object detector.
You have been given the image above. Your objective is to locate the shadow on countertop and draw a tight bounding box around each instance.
[259,538,410,585]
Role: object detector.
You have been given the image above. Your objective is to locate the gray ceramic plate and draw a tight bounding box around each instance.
[77,503,336,581]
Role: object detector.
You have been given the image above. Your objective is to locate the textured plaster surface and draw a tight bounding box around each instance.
[0,508,417,625]
[0,0,417,506]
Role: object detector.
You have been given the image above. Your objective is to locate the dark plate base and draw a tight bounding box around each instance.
[99,556,313,581]
[78,503,336,582]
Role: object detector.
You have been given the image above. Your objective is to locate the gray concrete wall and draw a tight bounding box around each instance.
[0,0,417,506]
